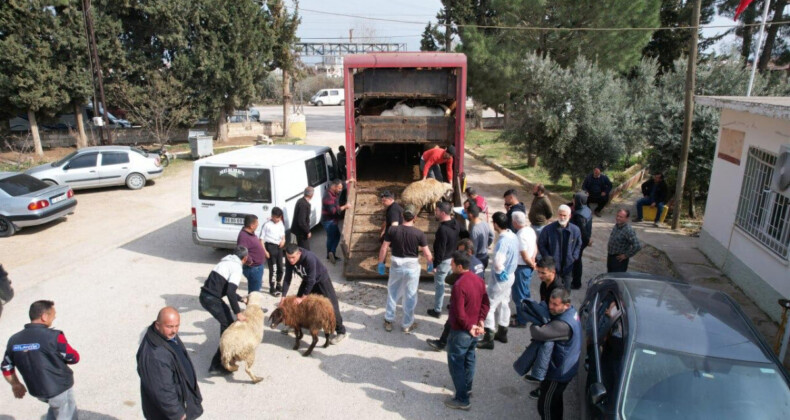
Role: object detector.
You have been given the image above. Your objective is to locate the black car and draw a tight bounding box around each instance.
[578,273,790,419]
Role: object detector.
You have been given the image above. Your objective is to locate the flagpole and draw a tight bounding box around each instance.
[747,0,772,96]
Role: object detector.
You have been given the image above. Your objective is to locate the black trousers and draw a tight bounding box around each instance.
[607,254,629,273]
[538,379,569,420]
[265,243,284,289]
[294,233,310,250]
[587,194,609,213]
[299,279,346,335]
[199,291,234,368]
[559,272,573,291]
[571,246,587,288]
[438,321,452,345]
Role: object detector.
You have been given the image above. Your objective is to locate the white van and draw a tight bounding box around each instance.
[191,145,338,248]
[310,88,345,106]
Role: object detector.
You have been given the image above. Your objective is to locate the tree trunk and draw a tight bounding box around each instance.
[444,6,451,52]
[283,69,290,138]
[687,188,696,219]
[503,100,510,129]
[740,7,757,65]
[28,109,44,157]
[757,0,787,73]
[74,102,88,148]
[218,109,228,143]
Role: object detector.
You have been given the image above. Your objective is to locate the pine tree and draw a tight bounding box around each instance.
[642,0,717,73]
[420,23,440,51]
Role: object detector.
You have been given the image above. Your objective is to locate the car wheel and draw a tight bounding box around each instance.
[43,179,57,186]
[339,100,344,106]
[316,101,323,106]
[0,216,16,237]
[126,173,146,190]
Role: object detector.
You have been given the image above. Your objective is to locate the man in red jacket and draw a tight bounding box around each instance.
[420,145,455,183]
[444,251,490,411]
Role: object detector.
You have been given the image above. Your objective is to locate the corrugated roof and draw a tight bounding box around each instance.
[695,96,790,120]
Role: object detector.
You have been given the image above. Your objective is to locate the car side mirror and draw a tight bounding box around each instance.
[588,382,607,409]
[63,164,70,170]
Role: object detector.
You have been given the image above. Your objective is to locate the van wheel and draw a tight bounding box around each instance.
[126,173,146,190]
[0,216,16,237]
[339,100,344,106]
[316,101,323,106]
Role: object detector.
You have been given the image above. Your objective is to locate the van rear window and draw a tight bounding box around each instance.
[199,167,272,203]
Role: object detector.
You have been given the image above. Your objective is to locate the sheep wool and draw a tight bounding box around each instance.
[219,292,266,383]
[400,178,454,215]
[270,295,336,357]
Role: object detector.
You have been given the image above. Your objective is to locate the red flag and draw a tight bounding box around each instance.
[734,0,756,21]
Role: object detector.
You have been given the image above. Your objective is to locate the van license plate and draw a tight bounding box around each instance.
[51,194,67,204]
[222,217,244,225]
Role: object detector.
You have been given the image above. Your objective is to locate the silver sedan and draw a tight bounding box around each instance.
[0,172,77,237]
[26,146,163,190]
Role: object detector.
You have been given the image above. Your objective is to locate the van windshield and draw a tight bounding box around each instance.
[199,167,272,203]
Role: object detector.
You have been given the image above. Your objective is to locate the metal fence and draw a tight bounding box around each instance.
[735,147,790,260]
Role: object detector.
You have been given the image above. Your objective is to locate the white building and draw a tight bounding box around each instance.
[696,96,790,321]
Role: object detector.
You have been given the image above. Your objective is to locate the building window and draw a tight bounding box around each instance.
[735,147,790,260]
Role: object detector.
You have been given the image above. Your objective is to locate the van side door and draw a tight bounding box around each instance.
[305,155,329,228]
[329,90,340,105]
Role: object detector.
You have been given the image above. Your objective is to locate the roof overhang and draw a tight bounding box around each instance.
[695,95,790,120]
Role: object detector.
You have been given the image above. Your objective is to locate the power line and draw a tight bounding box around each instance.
[296,6,790,32]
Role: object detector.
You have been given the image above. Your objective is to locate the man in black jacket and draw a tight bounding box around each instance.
[291,187,313,249]
[570,192,593,289]
[282,244,347,344]
[2,300,80,419]
[582,167,612,217]
[137,307,203,420]
[635,172,668,227]
[429,202,461,318]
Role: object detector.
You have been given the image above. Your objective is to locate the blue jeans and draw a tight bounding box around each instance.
[636,197,664,222]
[532,225,545,237]
[242,264,263,293]
[419,158,444,182]
[516,340,554,381]
[322,220,341,255]
[433,259,452,313]
[447,330,477,404]
[385,257,421,328]
[512,266,533,325]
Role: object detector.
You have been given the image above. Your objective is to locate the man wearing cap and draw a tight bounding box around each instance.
[582,166,612,217]
[378,204,433,333]
[379,190,404,242]
[420,145,455,183]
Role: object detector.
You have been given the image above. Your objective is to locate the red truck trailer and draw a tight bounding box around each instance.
[340,52,467,279]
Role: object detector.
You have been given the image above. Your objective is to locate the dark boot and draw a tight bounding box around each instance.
[477,328,495,350]
[494,326,508,343]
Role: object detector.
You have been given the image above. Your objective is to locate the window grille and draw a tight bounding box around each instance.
[735,147,790,260]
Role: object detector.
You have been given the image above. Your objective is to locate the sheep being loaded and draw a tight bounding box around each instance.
[269,295,336,357]
[400,178,454,216]
[219,291,266,383]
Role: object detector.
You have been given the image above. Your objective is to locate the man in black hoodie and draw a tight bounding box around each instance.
[137,307,203,420]
[570,192,593,289]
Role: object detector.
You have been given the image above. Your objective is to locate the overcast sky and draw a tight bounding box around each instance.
[288,1,750,63]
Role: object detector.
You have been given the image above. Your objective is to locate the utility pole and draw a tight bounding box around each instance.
[746,0,772,96]
[283,70,290,138]
[671,0,702,230]
[82,0,112,144]
[444,6,451,52]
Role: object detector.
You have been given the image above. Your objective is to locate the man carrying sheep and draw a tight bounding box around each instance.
[378,204,433,333]
[420,145,455,183]
[199,246,249,375]
[428,201,461,319]
[282,244,348,344]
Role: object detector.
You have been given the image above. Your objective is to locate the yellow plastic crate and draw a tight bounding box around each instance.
[642,205,669,223]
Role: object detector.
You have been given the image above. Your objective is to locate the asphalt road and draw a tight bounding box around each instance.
[0,105,620,419]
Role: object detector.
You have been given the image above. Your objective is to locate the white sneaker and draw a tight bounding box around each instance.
[330,332,348,345]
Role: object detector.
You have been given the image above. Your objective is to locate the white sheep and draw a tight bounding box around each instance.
[400,178,454,215]
[219,291,266,383]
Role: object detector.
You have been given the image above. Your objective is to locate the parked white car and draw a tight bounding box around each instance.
[25,146,163,190]
[191,144,338,248]
[310,88,344,106]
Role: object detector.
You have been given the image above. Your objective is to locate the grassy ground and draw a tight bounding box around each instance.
[466,129,576,200]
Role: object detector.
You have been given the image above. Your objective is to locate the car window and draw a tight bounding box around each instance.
[198,167,272,203]
[53,151,79,167]
[101,152,129,166]
[622,345,790,419]
[330,90,338,96]
[130,147,148,157]
[67,153,98,169]
[320,91,328,97]
[305,155,328,188]
[0,174,48,197]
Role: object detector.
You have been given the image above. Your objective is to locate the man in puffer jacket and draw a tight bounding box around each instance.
[478,212,520,350]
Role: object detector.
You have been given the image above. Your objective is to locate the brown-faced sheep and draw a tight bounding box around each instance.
[220,291,266,383]
[400,178,454,215]
[269,295,336,357]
